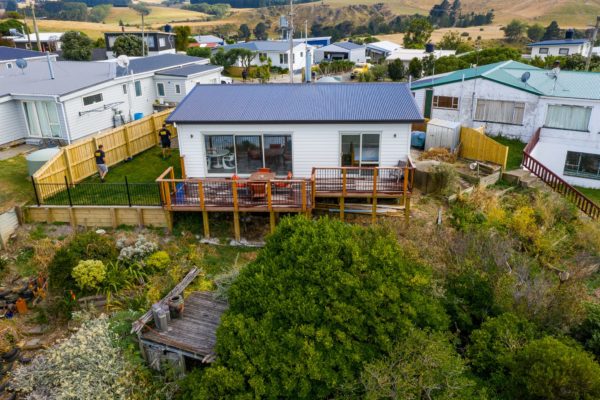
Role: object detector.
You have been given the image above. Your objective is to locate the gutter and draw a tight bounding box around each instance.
[55,96,72,145]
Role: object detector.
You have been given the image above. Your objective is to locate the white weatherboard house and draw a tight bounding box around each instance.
[167,83,422,178]
[0,54,223,146]
[218,41,309,72]
[411,61,600,188]
[527,37,591,60]
[314,42,367,64]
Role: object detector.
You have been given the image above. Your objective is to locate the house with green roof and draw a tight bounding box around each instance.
[410,61,600,188]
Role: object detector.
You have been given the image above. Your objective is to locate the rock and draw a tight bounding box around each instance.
[22,325,48,336]
[95,229,106,235]
[21,338,43,351]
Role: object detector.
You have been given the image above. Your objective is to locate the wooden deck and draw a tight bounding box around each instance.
[140,291,228,360]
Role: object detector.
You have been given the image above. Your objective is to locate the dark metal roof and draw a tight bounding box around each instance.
[167,83,423,124]
[527,39,588,47]
[156,64,221,77]
[0,46,47,61]
[335,41,364,51]
[127,54,208,75]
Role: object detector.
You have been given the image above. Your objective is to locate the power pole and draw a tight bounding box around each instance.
[22,10,32,50]
[585,16,600,72]
[141,13,145,57]
[288,0,294,83]
[30,1,42,52]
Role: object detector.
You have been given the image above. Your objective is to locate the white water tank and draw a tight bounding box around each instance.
[26,147,61,176]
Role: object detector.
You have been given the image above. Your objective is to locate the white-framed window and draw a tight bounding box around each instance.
[279,53,288,64]
[22,101,61,138]
[159,37,166,47]
[175,84,181,94]
[340,132,381,168]
[6,63,12,69]
[564,151,600,180]
[134,81,142,97]
[82,93,103,106]
[433,95,459,110]
[156,82,165,97]
[538,47,549,54]
[475,99,525,125]
[559,48,569,55]
[204,134,292,175]
[122,84,127,95]
[258,52,267,59]
[545,104,591,131]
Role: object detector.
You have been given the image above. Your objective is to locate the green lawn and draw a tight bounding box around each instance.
[576,186,600,206]
[0,156,34,211]
[493,136,526,170]
[43,148,182,206]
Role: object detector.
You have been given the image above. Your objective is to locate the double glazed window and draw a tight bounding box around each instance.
[475,99,525,125]
[23,101,61,138]
[538,47,549,54]
[279,53,288,64]
[134,81,142,97]
[545,104,591,131]
[559,48,569,55]
[83,93,103,106]
[564,151,600,180]
[156,83,165,97]
[204,134,292,175]
[433,95,459,110]
[341,133,380,167]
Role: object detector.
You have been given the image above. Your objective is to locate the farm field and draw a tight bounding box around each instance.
[377,25,507,44]
[103,5,208,25]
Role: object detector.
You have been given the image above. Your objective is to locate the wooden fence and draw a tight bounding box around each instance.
[459,126,509,169]
[32,109,175,200]
[27,205,170,228]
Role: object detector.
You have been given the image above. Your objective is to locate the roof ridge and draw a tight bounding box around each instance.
[480,60,513,77]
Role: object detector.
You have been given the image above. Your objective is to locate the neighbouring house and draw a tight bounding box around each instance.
[366,41,403,63]
[167,83,422,178]
[411,60,600,188]
[0,54,223,146]
[218,41,310,72]
[0,46,57,71]
[526,30,591,59]
[313,41,367,64]
[281,36,332,48]
[385,47,456,67]
[3,32,64,52]
[193,35,224,47]
[104,31,176,59]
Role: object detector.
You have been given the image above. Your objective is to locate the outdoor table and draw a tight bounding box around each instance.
[206,150,230,169]
[248,172,276,199]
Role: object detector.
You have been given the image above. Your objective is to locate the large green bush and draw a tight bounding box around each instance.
[184,216,449,398]
[72,260,106,291]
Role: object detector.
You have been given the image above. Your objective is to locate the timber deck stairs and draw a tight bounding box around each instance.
[512,128,599,220]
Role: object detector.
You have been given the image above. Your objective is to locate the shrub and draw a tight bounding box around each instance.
[117,235,158,262]
[145,251,171,271]
[189,216,449,398]
[430,163,459,196]
[72,260,106,291]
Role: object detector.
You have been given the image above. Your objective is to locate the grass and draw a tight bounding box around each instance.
[0,156,34,212]
[575,186,600,205]
[104,6,208,26]
[44,148,182,206]
[493,136,526,170]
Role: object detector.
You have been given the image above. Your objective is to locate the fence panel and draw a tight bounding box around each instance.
[459,127,509,169]
[36,181,162,207]
[33,109,176,201]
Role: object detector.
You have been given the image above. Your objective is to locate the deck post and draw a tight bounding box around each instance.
[169,168,176,193]
[404,196,411,225]
[339,197,345,221]
[232,181,240,242]
[163,181,172,210]
[342,168,347,197]
[267,183,275,233]
[202,211,210,238]
[270,211,276,233]
[301,181,307,212]
[180,156,186,179]
[372,168,378,224]
[165,210,173,233]
[403,166,409,207]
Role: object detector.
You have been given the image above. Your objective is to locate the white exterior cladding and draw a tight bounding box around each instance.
[176,123,412,178]
[154,70,222,103]
[530,42,591,59]
[230,45,309,72]
[412,77,600,188]
[313,44,367,64]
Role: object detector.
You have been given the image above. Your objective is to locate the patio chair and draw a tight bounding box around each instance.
[249,182,267,199]
[223,154,236,170]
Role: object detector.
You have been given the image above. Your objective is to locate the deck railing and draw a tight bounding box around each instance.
[522,128,599,220]
[312,166,413,197]
[157,167,312,212]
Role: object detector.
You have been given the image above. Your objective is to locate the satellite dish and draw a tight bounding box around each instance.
[116,55,130,68]
[15,58,28,74]
[520,71,531,83]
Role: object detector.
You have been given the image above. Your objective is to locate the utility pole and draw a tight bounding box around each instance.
[141,13,145,57]
[585,16,600,72]
[30,1,42,52]
[22,10,32,50]
[288,0,294,83]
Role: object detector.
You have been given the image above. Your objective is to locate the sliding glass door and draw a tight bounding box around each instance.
[22,101,61,138]
[341,133,380,167]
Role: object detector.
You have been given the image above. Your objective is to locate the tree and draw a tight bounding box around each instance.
[387,59,405,81]
[211,47,234,69]
[433,55,470,74]
[527,23,545,42]
[408,57,423,79]
[439,31,462,50]
[253,22,268,40]
[403,17,433,49]
[511,337,600,399]
[173,25,191,51]
[227,48,255,73]
[112,34,146,57]
[60,31,94,61]
[0,18,27,36]
[130,3,151,55]
[542,20,561,40]
[88,4,111,23]
[459,47,522,66]
[239,23,251,41]
[186,47,212,58]
[502,19,527,42]
[184,217,449,398]
[370,64,387,81]
[361,329,478,399]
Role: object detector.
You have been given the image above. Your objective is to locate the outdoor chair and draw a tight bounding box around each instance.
[223,155,236,170]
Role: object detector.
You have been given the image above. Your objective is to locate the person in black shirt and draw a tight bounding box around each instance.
[158,124,172,159]
[94,144,108,182]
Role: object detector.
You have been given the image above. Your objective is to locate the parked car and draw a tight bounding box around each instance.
[350,63,372,79]
[220,76,233,84]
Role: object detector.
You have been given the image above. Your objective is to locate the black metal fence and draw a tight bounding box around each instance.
[33,177,162,207]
